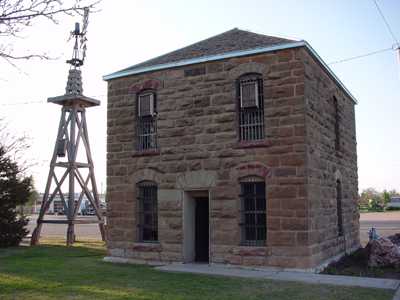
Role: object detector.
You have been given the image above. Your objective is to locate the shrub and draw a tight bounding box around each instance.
[0,146,32,247]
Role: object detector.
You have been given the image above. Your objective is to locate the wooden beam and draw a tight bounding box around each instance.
[32,105,105,246]
[54,162,90,168]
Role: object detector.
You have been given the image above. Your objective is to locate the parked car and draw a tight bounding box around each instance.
[387,197,400,209]
[81,207,95,216]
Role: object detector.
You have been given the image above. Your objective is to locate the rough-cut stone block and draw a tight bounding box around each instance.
[106,42,358,271]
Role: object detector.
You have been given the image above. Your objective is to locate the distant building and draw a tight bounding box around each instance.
[33,193,105,215]
[104,29,359,270]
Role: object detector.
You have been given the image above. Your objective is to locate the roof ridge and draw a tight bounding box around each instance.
[119,28,240,73]
[118,28,295,73]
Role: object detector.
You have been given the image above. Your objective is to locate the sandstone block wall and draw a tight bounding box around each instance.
[303,50,360,267]
[106,47,358,269]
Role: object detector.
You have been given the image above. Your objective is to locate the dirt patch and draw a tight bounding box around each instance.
[388,233,400,246]
[322,247,400,279]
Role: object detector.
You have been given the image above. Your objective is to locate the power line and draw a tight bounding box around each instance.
[328,46,394,65]
[373,0,400,48]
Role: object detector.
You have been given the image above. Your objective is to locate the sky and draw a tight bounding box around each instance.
[0,0,399,193]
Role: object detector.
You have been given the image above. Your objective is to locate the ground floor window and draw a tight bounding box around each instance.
[240,179,266,246]
[336,180,343,236]
[137,181,158,242]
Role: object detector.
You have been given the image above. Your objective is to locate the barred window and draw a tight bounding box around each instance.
[137,91,157,151]
[336,180,343,236]
[240,179,266,246]
[137,181,158,242]
[238,74,265,141]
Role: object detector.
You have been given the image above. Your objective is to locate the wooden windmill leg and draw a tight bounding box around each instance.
[31,223,43,245]
[67,223,75,246]
[31,108,68,246]
[80,110,106,242]
[99,223,106,241]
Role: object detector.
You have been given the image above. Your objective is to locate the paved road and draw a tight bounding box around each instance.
[27,214,103,240]
[360,211,400,245]
[27,211,400,244]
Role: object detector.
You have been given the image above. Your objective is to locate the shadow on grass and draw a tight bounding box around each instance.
[0,240,395,300]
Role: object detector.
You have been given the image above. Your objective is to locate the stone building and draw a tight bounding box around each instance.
[103,28,359,270]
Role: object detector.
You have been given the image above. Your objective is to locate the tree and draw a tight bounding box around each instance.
[0,145,33,247]
[0,119,34,247]
[388,189,400,197]
[359,188,381,205]
[383,190,391,206]
[359,187,384,211]
[0,0,98,65]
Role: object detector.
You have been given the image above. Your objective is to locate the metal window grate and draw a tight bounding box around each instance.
[138,93,154,117]
[336,180,343,236]
[240,81,259,108]
[238,76,265,141]
[137,182,158,242]
[240,181,266,246]
[137,117,157,151]
[137,91,157,151]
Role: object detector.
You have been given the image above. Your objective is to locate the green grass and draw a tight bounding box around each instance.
[0,239,394,300]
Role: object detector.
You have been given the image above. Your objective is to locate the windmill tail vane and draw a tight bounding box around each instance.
[66,7,89,68]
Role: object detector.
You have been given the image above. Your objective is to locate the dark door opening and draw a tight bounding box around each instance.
[195,197,209,263]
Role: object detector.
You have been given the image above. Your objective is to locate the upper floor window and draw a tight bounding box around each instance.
[333,96,340,151]
[237,73,265,142]
[239,177,266,246]
[137,91,157,151]
[137,181,158,242]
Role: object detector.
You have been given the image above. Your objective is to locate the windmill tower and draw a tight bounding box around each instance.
[31,8,105,246]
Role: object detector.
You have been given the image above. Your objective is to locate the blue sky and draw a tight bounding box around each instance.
[0,0,399,192]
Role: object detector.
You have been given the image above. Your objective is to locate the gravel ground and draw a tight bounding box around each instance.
[27,214,104,240]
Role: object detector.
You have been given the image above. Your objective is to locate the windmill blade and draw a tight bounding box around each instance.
[82,44,87,62]
[81,7,89,35]
[80,7,89,63]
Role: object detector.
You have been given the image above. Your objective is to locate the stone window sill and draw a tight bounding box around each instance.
[239,243,266,247]
[134,241,160,245]
[132,241,162,252]
[132,150,160,157]
[234,140,272,149]
[232,245,267,256]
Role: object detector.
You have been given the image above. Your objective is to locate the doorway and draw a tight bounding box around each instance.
[183,191,209,263]
[195,197,209,262]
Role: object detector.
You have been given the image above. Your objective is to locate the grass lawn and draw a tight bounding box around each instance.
[0,239,395,300]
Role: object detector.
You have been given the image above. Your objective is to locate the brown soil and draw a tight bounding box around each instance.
[388,233,400,246]
[322,247,400,279]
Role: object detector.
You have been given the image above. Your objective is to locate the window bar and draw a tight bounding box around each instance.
[252,111,255,140]
[238,76,264,142]
[250,111,254,140]
[244,111,247,141]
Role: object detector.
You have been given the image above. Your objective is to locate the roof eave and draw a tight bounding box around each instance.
[302,41,358,104]
[103,41,304,80]
[103,41,357,104]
